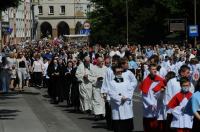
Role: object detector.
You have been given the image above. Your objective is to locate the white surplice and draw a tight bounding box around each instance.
[122,70,138,92]
[142,81,159,118]
[170,98,193,129]
[108,80,134,120]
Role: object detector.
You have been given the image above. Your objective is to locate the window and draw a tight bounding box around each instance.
[60,6,65,14]
[38,6,43,14]
[49,6,54,14]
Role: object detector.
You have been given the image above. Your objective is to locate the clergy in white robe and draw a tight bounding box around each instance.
[101,55,120,130]
[167,77,193,132]
[165,77,182,110]
[76,56,95,112]
[164,74,181,131]
[140,64,166,132]
[91,57,107,119]
[120,58,138,92]
[108,65,134,132]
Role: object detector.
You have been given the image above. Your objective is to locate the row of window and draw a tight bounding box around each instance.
[38,6,66,15]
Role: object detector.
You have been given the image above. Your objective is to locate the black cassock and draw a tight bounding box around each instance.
[63,67,73,105]
[70,67,80,111]
[47,64,63,102]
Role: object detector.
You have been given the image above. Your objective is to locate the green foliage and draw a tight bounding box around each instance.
[0,0,21,11]
[89,0,200,44]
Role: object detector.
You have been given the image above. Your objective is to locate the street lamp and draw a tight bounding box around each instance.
[126,0,129,45]
[194,0,197,47]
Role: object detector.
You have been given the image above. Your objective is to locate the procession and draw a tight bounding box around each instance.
[0,39,200,132]
[1,0,200,132]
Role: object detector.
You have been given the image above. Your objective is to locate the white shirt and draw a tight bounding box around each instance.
[109,50,121,57]
[33,60,44,72]
[44,62,49,78]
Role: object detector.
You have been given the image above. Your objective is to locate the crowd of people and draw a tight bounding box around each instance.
[1,40,200,132]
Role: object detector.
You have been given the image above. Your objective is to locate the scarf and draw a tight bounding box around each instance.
[167,92,192,109]
[140,74,165,94]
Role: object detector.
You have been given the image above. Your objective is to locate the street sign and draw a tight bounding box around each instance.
[80,29,91,35]
[169,19,186,32]
[1,22,10,35]
[189,25,199,37]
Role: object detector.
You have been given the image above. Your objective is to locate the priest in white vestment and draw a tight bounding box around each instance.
[76,56,95,113]
[91,57,107,120]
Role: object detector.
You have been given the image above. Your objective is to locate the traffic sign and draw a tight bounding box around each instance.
[189,25,199,37]
[80,29,91,35]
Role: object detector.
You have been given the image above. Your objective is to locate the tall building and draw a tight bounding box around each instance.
[2,0,32,44]
[34,0,91,39]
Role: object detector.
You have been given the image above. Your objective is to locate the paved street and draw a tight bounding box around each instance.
[0,87,143,132]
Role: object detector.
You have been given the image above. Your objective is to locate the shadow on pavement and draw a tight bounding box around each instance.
[92,122,107,129]
[0,96,20,100]
[42,94,50,98]
[78,116,94,121]
[20,91,40,95]
[0,109,21,120]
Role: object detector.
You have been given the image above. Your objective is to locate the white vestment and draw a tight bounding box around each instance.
[171,98,193,129]
[165,78,181,108]
[109,80,134,120]
[122,70,138,92]
[142,81,159,118]
[101,67,115,101]
[76,62,95,111]
[91,65,107,115]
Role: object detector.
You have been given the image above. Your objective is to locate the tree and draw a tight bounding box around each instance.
[89,0,200,44]
[0,0,21,11]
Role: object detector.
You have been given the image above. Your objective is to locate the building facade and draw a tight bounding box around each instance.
[35,0,91,39]
[1,0,32,44]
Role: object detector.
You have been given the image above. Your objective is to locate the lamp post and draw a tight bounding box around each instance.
[194,0,197,47]
[126,0,129,45]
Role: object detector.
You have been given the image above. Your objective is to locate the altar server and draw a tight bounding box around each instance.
[167,77,193,132]
[140,63,165,132]
[108,65,134,132]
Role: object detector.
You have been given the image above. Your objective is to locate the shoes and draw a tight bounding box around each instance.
[50,99,59,104]
[94,115,105,121]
